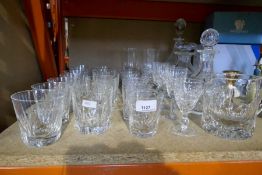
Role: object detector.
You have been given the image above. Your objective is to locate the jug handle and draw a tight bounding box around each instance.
[190,55,203,78]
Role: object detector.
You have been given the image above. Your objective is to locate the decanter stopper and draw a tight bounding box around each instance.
[200,28,219,48]
[175,18,187,38]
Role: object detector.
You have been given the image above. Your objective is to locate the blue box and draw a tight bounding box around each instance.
[206,12,262,44]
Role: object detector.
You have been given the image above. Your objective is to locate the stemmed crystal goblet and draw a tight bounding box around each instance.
[172,78,204,136]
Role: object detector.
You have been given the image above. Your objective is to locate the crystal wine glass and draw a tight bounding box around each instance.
[166,66,188,98]
[172,78,204,136]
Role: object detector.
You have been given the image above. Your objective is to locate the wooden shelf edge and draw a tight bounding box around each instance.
[1,161,262,175]
[62,0,262,22]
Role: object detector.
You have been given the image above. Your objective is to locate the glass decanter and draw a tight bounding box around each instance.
[192,28,219,81]
[166,18,197,75]
[192,28,219,114]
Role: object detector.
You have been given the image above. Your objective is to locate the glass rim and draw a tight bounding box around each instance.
[92,68,119,77]
[10,89,64,102]
[170,66,189,70]
[92,74,117,80]
[212,73,262,81]
[31,81,67,89]
[184,78,204,85]
[174,77,203,81]
[129,89,158,94]
[173,50,195,55]
[69,64,86,70]
[92,66,117,71]
[47,76,70,82]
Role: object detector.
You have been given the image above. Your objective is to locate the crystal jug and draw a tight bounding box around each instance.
[202,73,262,139]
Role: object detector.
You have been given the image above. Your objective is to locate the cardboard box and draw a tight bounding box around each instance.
[206,12,262,44]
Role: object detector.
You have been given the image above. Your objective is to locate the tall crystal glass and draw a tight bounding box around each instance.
[92,66,119,104]
[166,67,188,120]
[166,66,188,98]
[172,78,204,136]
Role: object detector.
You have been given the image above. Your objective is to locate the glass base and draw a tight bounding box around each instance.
[122,111,129,121]
[62,104,70,122]
[165,115,177,120]
[76,122,110,135]
[62,114,70,124]
[77,127,107,135]
[202,114,255,140]
[190,110,203,116]
[202,119,254,140]
[130,130,157,138]
[171,123,196,137]
[21,132,61,148]
[214,127,253,140]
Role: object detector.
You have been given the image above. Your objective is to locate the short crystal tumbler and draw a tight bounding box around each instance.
[31,82,70,123]
[11,89,64,147]
[72,78,113,134]
[128,90,163,138]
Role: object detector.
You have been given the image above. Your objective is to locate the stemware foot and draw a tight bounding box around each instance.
[171,123,196,137]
